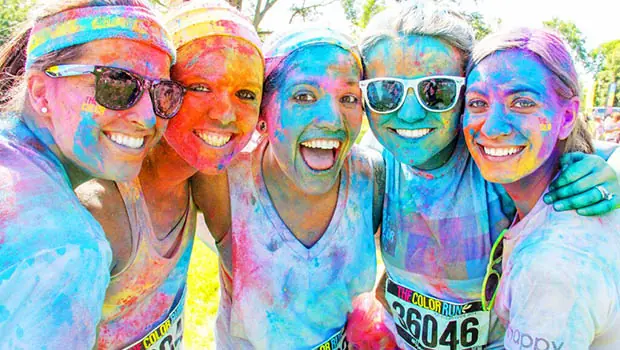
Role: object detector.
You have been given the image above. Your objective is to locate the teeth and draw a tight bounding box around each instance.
[395,128,432,138]
[108,132,144,149]
[196,131,232,147]
[300,139,341,149]
[483,146,522,157]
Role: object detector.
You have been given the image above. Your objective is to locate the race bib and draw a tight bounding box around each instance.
[123,289,186,350]
[312,324,348,350]
[386,277,489,350]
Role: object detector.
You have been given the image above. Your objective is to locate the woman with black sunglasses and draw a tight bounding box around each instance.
[0,0,179,348]
[74,1,264,348]
[463,27,620,349]
[355,2,620,349]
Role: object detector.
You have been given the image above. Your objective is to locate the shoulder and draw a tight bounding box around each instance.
[75,179,125,221]
[75,179,129,249]
[348,144,385,178]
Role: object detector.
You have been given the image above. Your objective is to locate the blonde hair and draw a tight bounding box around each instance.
[467,27,593,154]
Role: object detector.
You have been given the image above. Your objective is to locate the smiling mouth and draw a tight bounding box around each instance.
[194,131,233,148]
[105,132,145,149]
[391,128,434,139]
[479,144,526,159]
[299,138,341,171]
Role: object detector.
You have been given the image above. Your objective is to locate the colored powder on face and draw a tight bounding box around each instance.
[73,100,104,173]
[538,117,552,131]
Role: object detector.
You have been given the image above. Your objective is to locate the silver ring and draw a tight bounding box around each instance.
[596,185,614,201]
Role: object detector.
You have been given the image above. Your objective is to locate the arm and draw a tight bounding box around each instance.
[190,171,232,243]
[544,145,620,216]
[0,246,110,349]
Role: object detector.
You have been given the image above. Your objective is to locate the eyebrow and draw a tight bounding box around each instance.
[465,83,542,97]
[503,84,542,97]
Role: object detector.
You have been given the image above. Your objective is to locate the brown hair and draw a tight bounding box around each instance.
[0,0,154,112]
[467,27,594,154]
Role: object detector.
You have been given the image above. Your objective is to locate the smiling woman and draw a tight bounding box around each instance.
[191,27,386,348]
[73,1,265,348]
[0,0,177,347]
[463,27,620,349]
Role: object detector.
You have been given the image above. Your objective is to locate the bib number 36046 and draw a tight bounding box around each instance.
[386,278,489,350]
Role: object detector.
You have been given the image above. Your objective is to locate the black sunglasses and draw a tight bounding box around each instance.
[44,64,185,119]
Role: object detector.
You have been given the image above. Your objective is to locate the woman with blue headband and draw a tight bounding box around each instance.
[0,0,181,347]
[74,1,265,348]
[192,27,385,349]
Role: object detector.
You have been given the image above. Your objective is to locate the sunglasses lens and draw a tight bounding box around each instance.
[492,240,504,261]
[152,81,185,119]
[417,77,459,112]
[366,80,404,113]
[484,272,499,304]
[96,68,141,110]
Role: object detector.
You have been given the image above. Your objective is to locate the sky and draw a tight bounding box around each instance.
[258,0,618,50]
[252,0,617,85]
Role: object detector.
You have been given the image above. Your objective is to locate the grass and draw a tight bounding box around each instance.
[185,239,220,349]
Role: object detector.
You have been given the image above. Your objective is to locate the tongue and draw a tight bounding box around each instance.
[300,145,335,171]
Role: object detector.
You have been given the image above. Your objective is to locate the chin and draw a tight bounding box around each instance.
[100,166,141,182]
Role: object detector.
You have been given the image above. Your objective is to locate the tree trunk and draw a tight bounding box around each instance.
[227,0,243,10]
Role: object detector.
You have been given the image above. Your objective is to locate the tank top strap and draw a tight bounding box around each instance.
[115,178,153,252]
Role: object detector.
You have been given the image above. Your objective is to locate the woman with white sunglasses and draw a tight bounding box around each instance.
[356,1,620,348]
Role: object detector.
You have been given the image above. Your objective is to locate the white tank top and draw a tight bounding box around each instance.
[216,140,378,349]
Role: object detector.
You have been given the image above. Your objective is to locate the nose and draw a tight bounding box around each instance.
[480,103,512,138]
[211,93,236,125]
[123,90,158,130]
[313,96,345,130]
[396,87,427,123]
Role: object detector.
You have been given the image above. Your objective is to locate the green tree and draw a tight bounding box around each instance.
[0,0,34,46]
[341,0,384,29]
[543,18,592,71]
[591,40,620,107]
[467,11,491,40]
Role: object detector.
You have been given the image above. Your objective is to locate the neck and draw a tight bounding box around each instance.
[139,137,198,196]
[503,148,561,221]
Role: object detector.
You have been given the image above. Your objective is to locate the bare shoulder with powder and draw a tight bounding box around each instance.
[191,171,231,243]
[75,179,131,274]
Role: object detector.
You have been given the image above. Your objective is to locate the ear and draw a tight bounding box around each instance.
[558,96,579,140]
[26,71,54,129]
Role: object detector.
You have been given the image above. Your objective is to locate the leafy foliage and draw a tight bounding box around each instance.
[543,18,592,71]
[591,40,620,107]
[0,0,34,46]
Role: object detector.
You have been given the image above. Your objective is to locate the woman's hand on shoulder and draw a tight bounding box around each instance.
[544,152,619,216]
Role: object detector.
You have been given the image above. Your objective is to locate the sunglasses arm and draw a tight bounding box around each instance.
[44,64,97,78]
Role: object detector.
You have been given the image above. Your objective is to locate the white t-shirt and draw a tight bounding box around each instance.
[497,189,620,349]
[216,140,380,349]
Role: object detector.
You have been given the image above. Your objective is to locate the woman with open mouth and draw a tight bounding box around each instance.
[191,27,385,349]
[0,0,179,347]
[74,1,263,348]
[357,2,620,349]
[463,27,620,348]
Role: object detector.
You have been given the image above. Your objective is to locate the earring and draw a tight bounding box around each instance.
[257,120,267,133]
[41,107,48,113]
